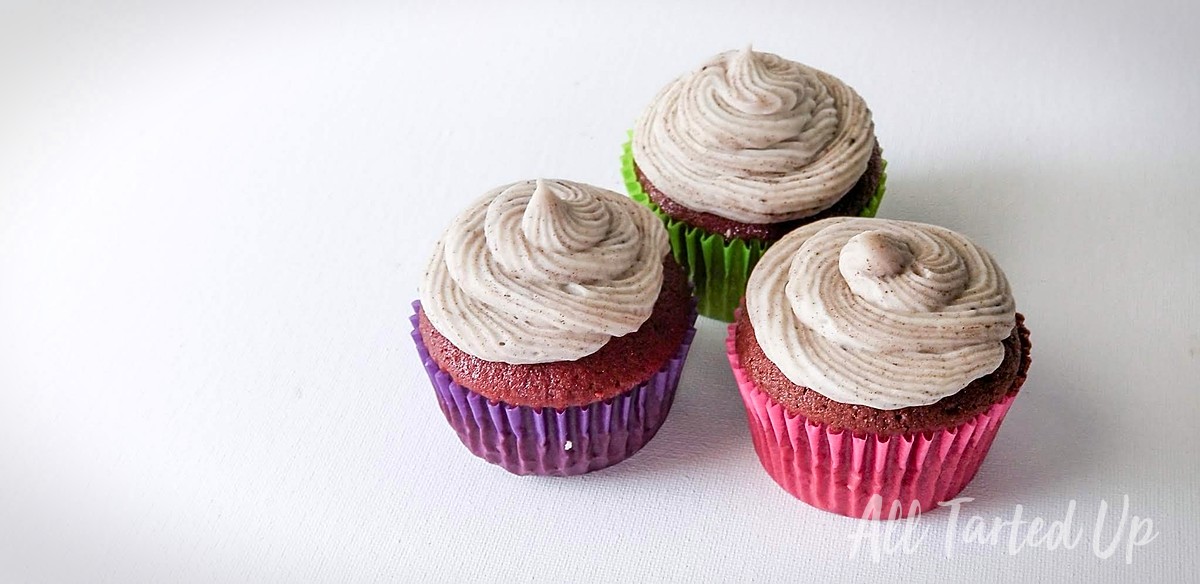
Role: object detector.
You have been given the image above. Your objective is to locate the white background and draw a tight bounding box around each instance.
[2,1,1197,582]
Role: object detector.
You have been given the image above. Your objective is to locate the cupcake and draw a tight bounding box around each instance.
[412,179,697,476]
[622,46,886,321]
[726,217,1031,518]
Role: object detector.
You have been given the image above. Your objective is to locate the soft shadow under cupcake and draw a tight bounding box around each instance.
[959,366,1113,510]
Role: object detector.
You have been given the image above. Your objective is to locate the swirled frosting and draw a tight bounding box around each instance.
[632,46,876,224]
[745,217,1016,409]
[420,179,671,364]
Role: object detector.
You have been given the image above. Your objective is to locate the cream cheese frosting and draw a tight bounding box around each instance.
[745,217,1016,409]
[632,46,876,224]
[420,179,671,364]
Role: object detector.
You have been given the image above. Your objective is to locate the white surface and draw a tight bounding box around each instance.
[1,1,1197,582]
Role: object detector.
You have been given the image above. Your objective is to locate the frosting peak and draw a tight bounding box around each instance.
[632,48,875,224]
[723,46,801,117]
[840,230,913,278]
[520,179,607,256]
[838,230,965,313]
[747,217,1016,409]
[422,179,670,364]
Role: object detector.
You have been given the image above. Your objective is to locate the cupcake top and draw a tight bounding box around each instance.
[632,46,875,225]
[745,217,1016,410]
[420,179,670,364]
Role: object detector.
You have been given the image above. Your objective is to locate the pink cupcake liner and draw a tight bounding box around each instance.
[411,301,697,476]
[726,320,1020,518]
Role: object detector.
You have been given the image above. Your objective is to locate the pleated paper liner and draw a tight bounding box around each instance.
[410,301,697,476]
[724,316,1029,519]
[621,133,887,322]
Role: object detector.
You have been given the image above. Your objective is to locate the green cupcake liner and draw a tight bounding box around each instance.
[621,132,887,322]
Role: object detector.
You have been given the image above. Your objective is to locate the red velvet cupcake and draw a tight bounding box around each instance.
[413,179,696,476]
[623,46,887,321]
[727,217,1031,517]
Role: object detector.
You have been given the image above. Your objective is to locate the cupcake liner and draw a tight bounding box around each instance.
[410,301,697,476]
[725,320,1018,519]
[621,133,887,322]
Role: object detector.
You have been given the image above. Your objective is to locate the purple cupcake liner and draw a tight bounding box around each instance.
[410,300,697,476]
